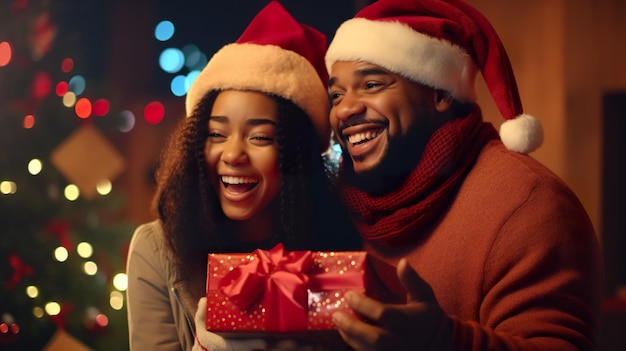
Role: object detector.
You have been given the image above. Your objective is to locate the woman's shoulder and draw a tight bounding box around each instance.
[128,220,170,258]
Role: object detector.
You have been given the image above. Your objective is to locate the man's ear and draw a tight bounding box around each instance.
[434,90,454,112]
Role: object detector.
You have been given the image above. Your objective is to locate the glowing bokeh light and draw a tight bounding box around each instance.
[186,70,200,91]
[26,286,39,298]
[32,72,52,99]
[144,101,165,124]
[93,99,110,116]
[64,184,79,201]
[45,302,61,316]
[63,91,77,107]
[113,273,128,291]
[54,246,69,262]
[75,97,92,119]
[61,58,74,73]
[0,181,17,195]
[170,75,186,97]
[28,159,42,175]
[68,75,86,95]
[83,261,98,275]
[183,44,207,70]
[96,179,112,195]
[23,114,35,129]
[96,313,109,327]
[118,110,136,132]
[33,307,44,318]
[0,41,11,66]
[77,242,93,258]
[55,81,68,96]
[110,291,124,310]
[159,48,184,73]
[155,20,175,41]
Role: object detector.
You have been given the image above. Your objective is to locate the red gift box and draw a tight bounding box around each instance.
[206,243,367,334]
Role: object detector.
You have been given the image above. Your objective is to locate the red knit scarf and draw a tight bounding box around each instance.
[340,109,498,246]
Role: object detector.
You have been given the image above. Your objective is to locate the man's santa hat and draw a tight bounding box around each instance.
[186,1,331,148]
[325,0,543,154]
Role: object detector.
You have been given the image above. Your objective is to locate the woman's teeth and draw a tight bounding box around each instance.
[348,131,380,145]
[221,176,258,185]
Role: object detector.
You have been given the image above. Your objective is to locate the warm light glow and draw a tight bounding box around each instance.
[62,91,76,107]
[77,242,93,258]
[23,114,35,129]
[96,179,112,195]
[0,41,11,66]
[144,101,165,124]
[28,159,42,175]
[83,261,98,275]
[61,58,74,73]
[113,273,128,291]
[26,286,39,298]
[33,307,44,318]
[64,184,79,201]
[95,313,109,327]
[0,181,17,195]
[55,81,68,96]
[93,99,110,116]
[54,246,69,262]
[45,302,61,316]
[75,97,92,119]
[110,291,124,310]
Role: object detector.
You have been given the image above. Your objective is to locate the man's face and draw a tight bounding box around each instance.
[328,61,437,194]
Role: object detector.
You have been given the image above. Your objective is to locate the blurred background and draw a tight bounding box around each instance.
[0,0,624,350]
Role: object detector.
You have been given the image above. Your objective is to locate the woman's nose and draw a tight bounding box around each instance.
[221,138,249,166]
[333,91,366,122]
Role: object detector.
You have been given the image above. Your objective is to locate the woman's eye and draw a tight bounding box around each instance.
[250,133,275,144]
[208,132,226,142]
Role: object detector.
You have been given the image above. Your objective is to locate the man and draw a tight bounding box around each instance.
[325,0,603,350]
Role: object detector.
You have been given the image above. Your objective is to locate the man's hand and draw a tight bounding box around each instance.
[332,259,453,351]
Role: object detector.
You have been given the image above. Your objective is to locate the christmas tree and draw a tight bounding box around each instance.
[1,1,134,350]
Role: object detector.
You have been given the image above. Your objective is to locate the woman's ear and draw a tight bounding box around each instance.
[434,90,454,112]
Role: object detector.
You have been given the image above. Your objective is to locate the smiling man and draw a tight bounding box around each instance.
[325,0,603,351]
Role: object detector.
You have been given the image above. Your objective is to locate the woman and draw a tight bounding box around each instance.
[125,2,360,351]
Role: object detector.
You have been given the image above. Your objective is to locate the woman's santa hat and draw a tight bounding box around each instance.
[186,1,331,148]
[325,0,543,154]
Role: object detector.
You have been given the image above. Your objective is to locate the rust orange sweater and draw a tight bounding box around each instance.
[363,140,602,351]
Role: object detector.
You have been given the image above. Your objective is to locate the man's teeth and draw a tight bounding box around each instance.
[221,176,258,185]
[348,131,380,144]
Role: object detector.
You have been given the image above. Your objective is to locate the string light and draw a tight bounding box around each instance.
[64,184,79,201]
[77,242,93,258]
[28,159,42,175]
[0,181,17,195]
[0,41,11,66]
[54,247,69,262]
[96,179,112,195]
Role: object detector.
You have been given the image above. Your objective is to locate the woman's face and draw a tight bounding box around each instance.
[204,90,281,221]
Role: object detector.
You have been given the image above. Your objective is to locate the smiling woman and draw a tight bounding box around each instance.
[125,2,361,351]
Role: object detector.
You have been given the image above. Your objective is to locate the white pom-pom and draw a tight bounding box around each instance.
[499,114,543,154]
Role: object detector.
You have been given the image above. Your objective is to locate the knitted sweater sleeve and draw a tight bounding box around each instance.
[126,222,183,351]
[448,178,602,351]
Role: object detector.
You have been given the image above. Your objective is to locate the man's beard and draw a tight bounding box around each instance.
[342,121,429,196]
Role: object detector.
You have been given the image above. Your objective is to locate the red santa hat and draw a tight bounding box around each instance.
[186,1,331,148]
[325,0,543,154]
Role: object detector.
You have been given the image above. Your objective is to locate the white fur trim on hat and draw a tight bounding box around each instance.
[326,18,479,102]
[499,114,543,154]
[186,43,330,148]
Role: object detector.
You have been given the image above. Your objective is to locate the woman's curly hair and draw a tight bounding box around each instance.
[153,90,360,282]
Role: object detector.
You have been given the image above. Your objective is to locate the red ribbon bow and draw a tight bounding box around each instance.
[5,254,33,289]
[218,243,312,331]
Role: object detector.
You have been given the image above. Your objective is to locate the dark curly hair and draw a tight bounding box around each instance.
[153,90,361,283]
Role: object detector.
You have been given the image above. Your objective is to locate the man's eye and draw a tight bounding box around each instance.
[364,82,382,89]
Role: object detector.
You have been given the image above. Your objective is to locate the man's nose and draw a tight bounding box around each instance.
[333,91,366,122]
